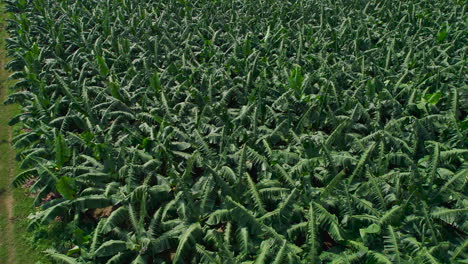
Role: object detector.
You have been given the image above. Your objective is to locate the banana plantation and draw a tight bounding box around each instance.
[3,0,467,263]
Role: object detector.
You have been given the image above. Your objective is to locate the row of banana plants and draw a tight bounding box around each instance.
[4,0,467,263]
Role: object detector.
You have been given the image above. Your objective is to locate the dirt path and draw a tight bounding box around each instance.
[0,56,17,264]
[3,175,17,264]
[0,96,17,264]
[0,3,17,260]
[4,131,17,264]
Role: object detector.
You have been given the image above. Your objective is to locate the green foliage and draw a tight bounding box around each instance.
[4,0,466,263]
[55,176,76,200]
